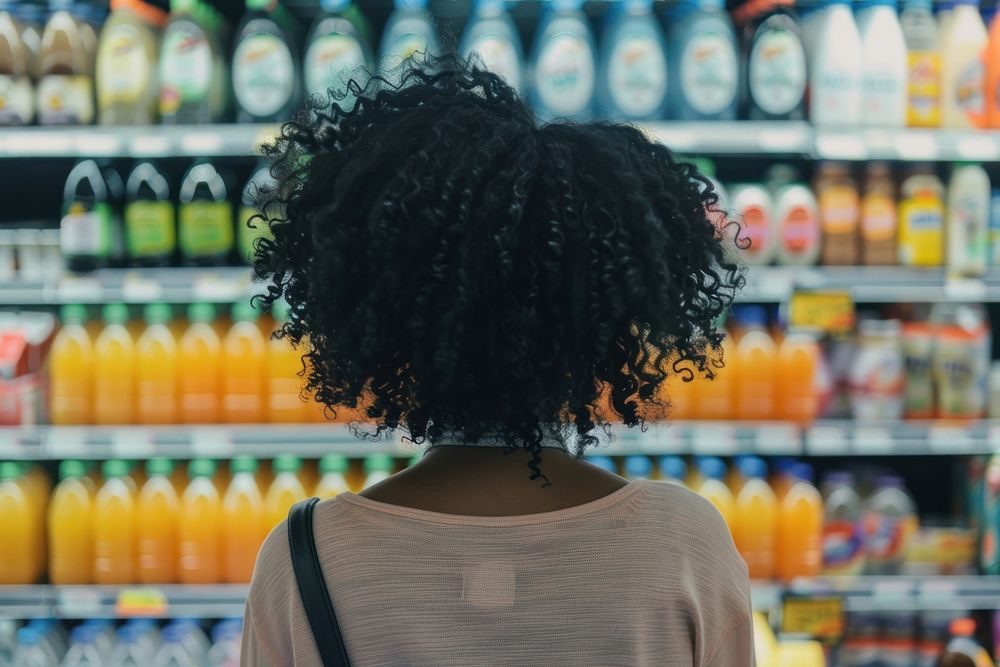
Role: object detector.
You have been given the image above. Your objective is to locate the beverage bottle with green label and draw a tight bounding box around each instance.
[303,0,372,107]
[61,159,124,272]
[96,0,166,125]
[239,161,277,264]
[232,0,302,123]
[178,159,234,266]
[36,0,94,125]
[125,161,175,267]
[159,0,229,123]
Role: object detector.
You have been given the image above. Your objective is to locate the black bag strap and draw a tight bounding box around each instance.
[287,498,352,667]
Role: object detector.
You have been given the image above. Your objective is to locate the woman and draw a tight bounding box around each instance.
[242,58,752,666]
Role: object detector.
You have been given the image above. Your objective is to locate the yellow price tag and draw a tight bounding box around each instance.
[115,588,168,617]
[788,291,855,335]
[781,596,845,640]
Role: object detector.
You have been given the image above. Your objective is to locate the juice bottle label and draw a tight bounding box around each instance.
[180,201,233,258]
[0,75,34,124]
[305,33,366,98]
[957,56,986,122]
[739,203,771,259]
[61,202,112,258]
[749,28,806,116]
[239,205,273,263]
[862,511,917,562]
[96,23,150,104]
[822,519,864,574]
[680,31,737,114]
[467,33,523,92]
[779,204,819,254]
[233,33,296,118]
[820,185,860,233]
[536,33,594,115]
[861,192,896,241]
[907,51,941,126]
[36,74,94,124]
[608,35,667,117]
[159,23,212,113]
[126,201,175,258]
[898,194,943,266]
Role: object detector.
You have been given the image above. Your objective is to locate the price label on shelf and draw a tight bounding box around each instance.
[788,291,855,335]
[180,132,224,155]
[44,427,88,458]
[0,429,24,457]
[691,424,738,455]
[956,136,1000,161]
[57,276,103,302]
[57,588,102,618]
[115,588,168,617]
[928,426,975,454]
[754,424,802,455]
[111,428,155,458]
[191,429,235,458]
[122,274,163,302]
[781,596,844,641]
[806,425,849,455]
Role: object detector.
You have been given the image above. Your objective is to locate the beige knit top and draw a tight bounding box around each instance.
[241,479,754,666]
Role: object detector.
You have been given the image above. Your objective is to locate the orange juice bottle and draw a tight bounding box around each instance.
[0,462,36,584]
[94,459,138,584]
[315,455,351,498]
[20,464,50,581]
[179,303,223,424]
[662,368,697,420]
[179,458,223,584]
[732,457,777,580]
[264,455,308,529]
[267,300,309,423]
[136,304,179,424]
[136,458,180,584]
[223,302,267,423]
[49,304,94,425]
[776,463,823,581]
[776,329,820,424]
[733,306,777,421]
[695,332,737,420]
[695,457,735,534]
[93,303,136,425]
[223,457,267,583]
[48,460,95,584]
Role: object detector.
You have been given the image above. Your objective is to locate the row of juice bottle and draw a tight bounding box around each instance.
[599,453,919,579]
[711,160,997,273]
[48,300,342,426]
[3,618,242,667]
[60,159,272,273]
[0,452,393,586]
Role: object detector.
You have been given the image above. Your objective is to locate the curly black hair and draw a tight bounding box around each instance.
[253,56,743,480]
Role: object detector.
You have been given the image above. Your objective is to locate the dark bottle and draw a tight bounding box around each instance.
[739,1,807,121]
[124,161,176,267]
[178,160,234,266]
[60,159,124,272]
[231,0,301,123]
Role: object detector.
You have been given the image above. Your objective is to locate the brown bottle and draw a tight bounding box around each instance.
[36,0,94,125]
[814,162,861,265]
[860,162,899,266]
[0,3,32,124]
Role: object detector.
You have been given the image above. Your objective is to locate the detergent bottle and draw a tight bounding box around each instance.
[49,304,94,425]
[179,302,223,423]
[668,0,739,120]
[303,0,372,105]
[460,0,524,94]
[821,471,865,575]
[47,459,95,584]
[733,456,777,579]
[223,457,266,583]
[136,303,179,425]
[232,0,302,123]
[179,458,223,584]
[136,457,180,584]
[93,303,136,425]
[529,0,596,121]
[222,301,267,422]
[265,455,308,529]
[94,459,138,584]
[597,0,668,120]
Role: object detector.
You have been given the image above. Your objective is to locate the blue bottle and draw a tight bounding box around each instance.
[379,0,440,84]
[460,0,525,94]
[529,0,597,121]
[598,0,669,120]
[667,0,739,120]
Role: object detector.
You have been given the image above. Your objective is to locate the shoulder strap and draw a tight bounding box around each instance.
[287,498,352,667]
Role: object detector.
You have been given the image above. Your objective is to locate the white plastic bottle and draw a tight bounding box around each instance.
[809,0,863,126]
[730,183,776,266]
[773,182,821,266]
[598,0,668,120]
[940,0,987,128]
[529,0,596,121]
[947,162,991,277]
[460,0,524,93]
[856,0,908,126]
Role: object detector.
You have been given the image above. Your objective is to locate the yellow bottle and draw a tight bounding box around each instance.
[179,303,223,424]
[695,457,735,534]
[94,459,138,584]
[267,300,309,423]
[49,304,94,425]
[264,455,308,529]
[136,303,179,424]
[137,458,180,584]
[898,168,945,267]
[0,463,37,584]
[222,302,267,423]
[222,457,267,583]
[93,303,136,425]
[48,460,95,584]
[179,458,223,584]
[315,455,351,498]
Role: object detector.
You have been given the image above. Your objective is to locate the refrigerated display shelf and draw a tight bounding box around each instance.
[0,421,991,461]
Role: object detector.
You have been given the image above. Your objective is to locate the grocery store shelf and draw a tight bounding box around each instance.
[758,576,1000,612]
[814,127,1000,161]
[643,121,813,155]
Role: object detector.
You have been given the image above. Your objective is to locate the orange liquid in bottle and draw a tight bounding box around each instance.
[137,458,180,584]
[179,303,223,424]
[48,460,95,584]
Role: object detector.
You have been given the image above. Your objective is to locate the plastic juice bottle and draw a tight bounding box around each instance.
[95,0,165,124]
[232,0,301,123]
[658,455,687,483]
[987,6,1000,128]
[941,0,987,128]
[135,457,179,584]
[47,460,94,584]
[94,459,137,584]
[136,303,178,425]
[695,457,735,533]
[61,159,125,272]
[821,471,865,575]
[733,456,776,579]
[378,0,440,85]
[770,457,795,499]
[860,162,899,265]
[178,160,234,266]
[315,454,351,497]
[461,0,524,94]
[0,463,35,584]
[856,0,908,127]
[624,455,653,480]
[159,0,228,123]
[179,458,223,584]
[667,0,739,120]
[808,0,863,126]
[94,303,136,425]
[49,304,93,425]
[363,454,394,489]
[814,161,860,266]
[862,475,917,574]
[730,183,776,265]
[222,457,266,583]
[265,455,308,528]
[776,328,819,424]
[727,454,748,492]
[694,331,736,420]
[597,0,668,121]
[179,302,222,424]
[223,302,267,423]
[740,0,807,121]
[932,303,991,420]
[901,0,941,127]
[238,161,277,265]
[898,165,945,266]
[124,161,175,267]
[35,0,93,124]
[529,0,596,121]
[733,306,777,421]
[267,300,308,423]
[773,183,821,267]
[661,365,697,420]
[0,0,34,125]
[947,162,990,277]
[942,618,995,667]
[776,463,823,580]
[304,0,372,104]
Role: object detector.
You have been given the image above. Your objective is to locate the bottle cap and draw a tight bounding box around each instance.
[70,624,98,643]
[792,462,815,483]
[319,454,349,474]
[143,302,172,325]
[16,627,41,646]
[102,303,130,325]
[586,455,618,475]
[624,455,653,478]
[658,455,687,481]
[731,305,768,329]
[232,301,260,323]
[319,0,351,11]
[189,458,217,478]
[59,304,88,324]
[364,454,394,473]
[187,302,216,323]
[697,456,726,481]
[146,457,174,477]
[949,617,976,637]
[232,456,259,474]
[58,459,88,480]
[823,471,854,486]
[0,461,20,481]
[273,454,302,474]
[272,299,291,323]
[101,459,131,479]
[738,456,768,480]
